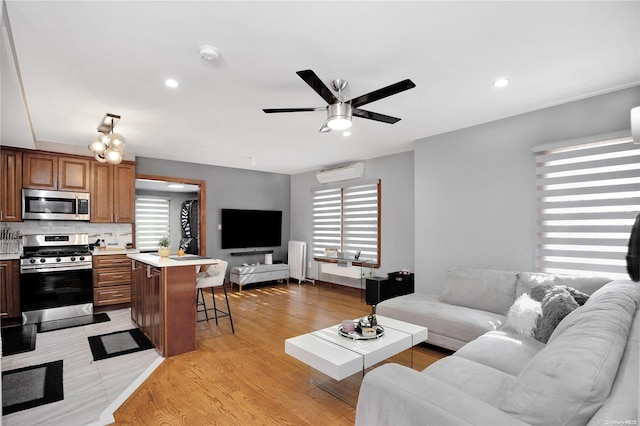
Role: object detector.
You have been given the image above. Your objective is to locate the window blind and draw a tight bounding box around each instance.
[312,180,380,266]
[135,196,171,251]
[535,137,639,279]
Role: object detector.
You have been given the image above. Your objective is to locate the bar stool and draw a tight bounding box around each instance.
[196,259,234,333]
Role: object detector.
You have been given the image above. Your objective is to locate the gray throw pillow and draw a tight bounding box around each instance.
[534,286,580,343]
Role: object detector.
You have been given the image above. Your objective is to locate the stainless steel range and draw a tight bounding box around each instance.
[20,233,93,324]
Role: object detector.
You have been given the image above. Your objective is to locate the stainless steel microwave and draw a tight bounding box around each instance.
[22,189,90,221]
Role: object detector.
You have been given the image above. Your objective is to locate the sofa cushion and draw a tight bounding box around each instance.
[500,279,640,426]
[516,272,611,298]
[440,268,518,315]
[587,308,639,425]
[376,293,505,345]
[504,293,541,337]
[454,330,545,376]
[422,356,517,407]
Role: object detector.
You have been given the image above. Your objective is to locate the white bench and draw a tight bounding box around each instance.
[229,263,290,291]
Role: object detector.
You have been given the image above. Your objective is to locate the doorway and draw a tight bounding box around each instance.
[134,174,207,255]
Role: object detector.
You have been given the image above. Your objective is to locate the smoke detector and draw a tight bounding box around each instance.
[199,45,219,62]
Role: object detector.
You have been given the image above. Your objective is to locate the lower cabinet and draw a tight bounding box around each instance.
[131,261,164,353]
[130,259,196,357]
[0,260,20,319]
[93,254,132,307]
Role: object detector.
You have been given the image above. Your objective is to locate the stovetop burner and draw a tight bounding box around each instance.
[20,233,92,273]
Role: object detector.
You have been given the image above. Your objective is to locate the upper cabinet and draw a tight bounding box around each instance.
[0,149,23,222]
[23,152,90,192]
[90,162,135,223]
[59,156,91,192]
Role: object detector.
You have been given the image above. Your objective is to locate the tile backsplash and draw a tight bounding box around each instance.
[1,221,133,249]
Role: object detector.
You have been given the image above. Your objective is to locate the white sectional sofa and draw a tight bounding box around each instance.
[355,270,639,426]
[376,268,612,350]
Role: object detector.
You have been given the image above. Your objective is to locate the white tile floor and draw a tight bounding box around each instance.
[1,309,163,426]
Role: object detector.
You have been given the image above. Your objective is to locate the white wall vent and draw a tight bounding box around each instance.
[315,162,365,184]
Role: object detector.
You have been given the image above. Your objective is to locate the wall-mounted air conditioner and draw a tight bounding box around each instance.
[316,162,365,184]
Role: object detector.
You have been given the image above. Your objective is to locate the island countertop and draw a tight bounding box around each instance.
[126,253,218,268]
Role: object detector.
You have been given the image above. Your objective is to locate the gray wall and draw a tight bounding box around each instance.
[135,157,291,269]
[290,150,415,286]
[414,85,640,294]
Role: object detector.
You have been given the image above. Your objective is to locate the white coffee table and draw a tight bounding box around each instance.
[285,315,428,405]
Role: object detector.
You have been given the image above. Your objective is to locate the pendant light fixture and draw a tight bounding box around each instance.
[88,113,126,164]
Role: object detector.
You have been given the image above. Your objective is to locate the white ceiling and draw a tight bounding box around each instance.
[2,1,639,175]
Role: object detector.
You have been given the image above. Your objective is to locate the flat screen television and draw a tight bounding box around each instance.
[221,208,282,249]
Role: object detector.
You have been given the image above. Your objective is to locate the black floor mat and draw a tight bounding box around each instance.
[2,360,64,415]
[37,313,110,333]
[1,324,37,356]
[88,328,154,361]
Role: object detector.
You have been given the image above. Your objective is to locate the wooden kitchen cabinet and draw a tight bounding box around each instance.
[23,152,58,190]
[58,156,91,192]
[131,260,164,352]
[0,149,22,222]
[90,162,135,223]
[129,255,200,357]
[23,151,91,192]
[0,259,20,319]
[93,254,132,307]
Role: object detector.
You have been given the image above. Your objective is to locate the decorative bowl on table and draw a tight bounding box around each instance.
[338,324,384,340]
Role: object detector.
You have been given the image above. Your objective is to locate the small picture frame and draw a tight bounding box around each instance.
[325,248,338,257]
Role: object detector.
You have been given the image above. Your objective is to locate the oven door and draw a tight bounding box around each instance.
[20,268,93,312]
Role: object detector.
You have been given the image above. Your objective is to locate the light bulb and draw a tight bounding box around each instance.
[327,117,352,131]
[88,139,107,155]
[104,148,124,164]
[107,133,126,151]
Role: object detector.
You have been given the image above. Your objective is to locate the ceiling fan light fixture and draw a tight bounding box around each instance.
[327,103,352,130]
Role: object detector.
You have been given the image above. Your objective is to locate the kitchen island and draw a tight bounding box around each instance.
[126,253,218,357]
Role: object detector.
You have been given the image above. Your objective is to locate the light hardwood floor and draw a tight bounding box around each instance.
[113,282,450,425]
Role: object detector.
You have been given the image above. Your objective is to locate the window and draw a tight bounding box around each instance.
[535,136,639,279]
[312,180,381,266]
[135,196,170,251]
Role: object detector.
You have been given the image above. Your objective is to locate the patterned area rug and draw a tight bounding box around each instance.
[2,360,64,415]
[87,328,154,361]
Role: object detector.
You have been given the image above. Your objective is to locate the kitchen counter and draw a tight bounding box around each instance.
[127,253,217,357]
[0,253,21,260]
[92,248,139,256]
[126,253,217,268]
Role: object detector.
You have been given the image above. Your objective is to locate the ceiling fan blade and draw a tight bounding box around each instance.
[263,107,325,113]
[349,79,416,108]
[296,70,338,105]
[352,108,401,124]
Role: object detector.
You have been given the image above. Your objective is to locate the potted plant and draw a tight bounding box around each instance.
[158,236,170,257]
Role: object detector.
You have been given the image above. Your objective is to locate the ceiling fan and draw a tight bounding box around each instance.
[263,69,416,133]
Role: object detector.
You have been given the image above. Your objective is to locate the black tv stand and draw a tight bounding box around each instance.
[230,249,274,257]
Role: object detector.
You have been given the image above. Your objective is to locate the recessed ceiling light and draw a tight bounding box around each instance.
[168,184,184,189]
[342,131,351,137]
[493,78,510,88]
[164,78,179,88]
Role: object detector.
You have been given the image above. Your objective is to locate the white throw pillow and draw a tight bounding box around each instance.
[504,293,541,337]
